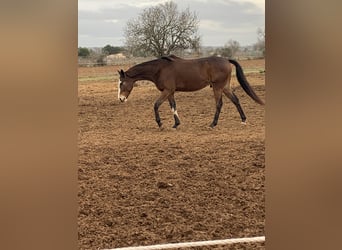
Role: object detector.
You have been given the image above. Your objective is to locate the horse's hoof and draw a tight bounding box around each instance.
[241,121,247,125]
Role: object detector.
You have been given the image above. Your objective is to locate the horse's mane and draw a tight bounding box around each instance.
[126,55,182,78]
[125,59,162,78]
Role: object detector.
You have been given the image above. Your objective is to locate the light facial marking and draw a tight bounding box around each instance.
[117,79,121,100]
[119,95,127,102]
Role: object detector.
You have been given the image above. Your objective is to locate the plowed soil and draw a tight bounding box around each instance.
[78,59,265,250]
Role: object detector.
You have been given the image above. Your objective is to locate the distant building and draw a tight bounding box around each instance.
[105,53,126,64]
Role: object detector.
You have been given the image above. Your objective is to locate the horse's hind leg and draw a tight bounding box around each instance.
[223,87,246,123]
[168,95,180,128]
[210,88,223,128]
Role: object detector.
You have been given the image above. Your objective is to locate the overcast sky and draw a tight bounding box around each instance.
[78,0,264,48]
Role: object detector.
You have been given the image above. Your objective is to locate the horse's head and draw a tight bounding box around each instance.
[117,69,134,102]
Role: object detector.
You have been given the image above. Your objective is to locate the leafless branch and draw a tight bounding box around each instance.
[124,1,200,57]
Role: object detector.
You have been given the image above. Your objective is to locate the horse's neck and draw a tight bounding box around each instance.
[127,61,159,82]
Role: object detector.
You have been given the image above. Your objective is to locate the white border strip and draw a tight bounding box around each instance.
[105,236,265,250]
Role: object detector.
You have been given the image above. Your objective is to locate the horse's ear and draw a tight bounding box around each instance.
[118,69,125,78]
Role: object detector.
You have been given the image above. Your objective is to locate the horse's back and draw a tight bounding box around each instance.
[192,56,232,81]
[201,56,231,69]
[180,56,231,72]
[159,56,231,91]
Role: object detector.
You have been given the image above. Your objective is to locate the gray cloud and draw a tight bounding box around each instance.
[78,0,264,47]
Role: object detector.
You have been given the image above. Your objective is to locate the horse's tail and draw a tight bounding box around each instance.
[229,59,265,105]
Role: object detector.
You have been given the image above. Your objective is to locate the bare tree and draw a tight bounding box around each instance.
[217,39,240,58]
[226,39,240,58]
[124,1,200,57]
[254,27,265,56]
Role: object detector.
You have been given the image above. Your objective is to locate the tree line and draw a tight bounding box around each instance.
[78,45,124,58]
[79,1,264,60]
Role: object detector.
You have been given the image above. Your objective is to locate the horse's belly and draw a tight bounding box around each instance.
[175,81,209,91]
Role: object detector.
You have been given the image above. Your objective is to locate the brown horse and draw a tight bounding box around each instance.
[118,55,264,128]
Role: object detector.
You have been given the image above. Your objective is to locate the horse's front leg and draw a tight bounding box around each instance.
[154,90,170,128]
[168,94,180,128]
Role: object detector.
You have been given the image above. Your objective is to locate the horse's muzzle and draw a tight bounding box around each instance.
[119,95,127,102]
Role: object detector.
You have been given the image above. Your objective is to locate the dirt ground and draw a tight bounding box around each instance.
[78,59,265,249]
